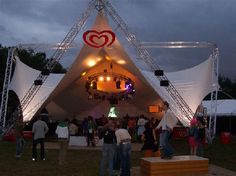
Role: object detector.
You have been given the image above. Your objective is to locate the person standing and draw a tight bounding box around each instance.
[14,117,25,158]
[156,101,178,159]
[99,121,116,176]
[141,122,158,157]
[115,121,132,176]
[32,114,49,161]
[87,116,97,147]
[69,119,78,136]
[137,115,146,143]
[55,119,69,165]
[196,116,206,157]
[188,118,198,155]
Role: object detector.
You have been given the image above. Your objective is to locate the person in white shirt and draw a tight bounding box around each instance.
[137,115,146,143]
[115,121,131,176]
[156,101,178,159]
[55,119,69,165]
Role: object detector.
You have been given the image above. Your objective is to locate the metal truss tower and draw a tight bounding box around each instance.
[0,48,15,129]
[208,48,219,143]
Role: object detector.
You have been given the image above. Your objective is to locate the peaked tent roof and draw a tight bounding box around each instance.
[9,11,218,126]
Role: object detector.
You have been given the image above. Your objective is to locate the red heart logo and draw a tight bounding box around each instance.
[83,30,116,48]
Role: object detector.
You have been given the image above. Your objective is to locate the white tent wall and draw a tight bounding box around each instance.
[9,57,65,121]
[203,99,236,117]
[141,55,217,126]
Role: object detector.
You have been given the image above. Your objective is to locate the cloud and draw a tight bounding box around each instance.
[0,25,6,32]
[0,0,235,79]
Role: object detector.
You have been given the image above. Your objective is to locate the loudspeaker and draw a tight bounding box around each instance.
[85,81,90,92]
[116,80,121,89]
[160,80,169,87]
[92,81,97,89]
[34,80,43,85]
[154,70,164,76]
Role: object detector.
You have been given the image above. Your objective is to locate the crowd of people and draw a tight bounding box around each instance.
[12,101,207,176]
[67,113,160,146]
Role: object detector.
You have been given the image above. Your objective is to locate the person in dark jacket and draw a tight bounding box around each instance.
[141,122,158,156]
[99,120,116,176]
[32,114,49,161]
[14,117,25,158]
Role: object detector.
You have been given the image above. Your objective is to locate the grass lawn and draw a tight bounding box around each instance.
[172,136,236,172]
[0,136,235,176]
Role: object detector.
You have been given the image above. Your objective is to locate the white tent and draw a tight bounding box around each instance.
[9,12,218,126]
[203,99,236,117]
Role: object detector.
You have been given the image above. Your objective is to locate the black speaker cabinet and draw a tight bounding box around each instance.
[154,70,164,76]
[160,80,169,87]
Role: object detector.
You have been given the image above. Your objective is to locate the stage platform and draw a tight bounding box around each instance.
[140,155,209,176]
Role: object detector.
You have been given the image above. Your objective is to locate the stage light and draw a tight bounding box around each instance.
[116,80,121,89]
[106,76,111,81]
[96,57,102,61]
[85,71,135,104]
[99,76,104,81]
[87,60,96,67]
[125,80,129,89]
[117,60,126,64]
[105,55,111,60]
[81,72,86,76]
[125,79,133,90]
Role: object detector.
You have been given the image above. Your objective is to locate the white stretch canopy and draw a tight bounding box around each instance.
[141,55,217,126]
[9,57,64,121]
[9,54,217,125]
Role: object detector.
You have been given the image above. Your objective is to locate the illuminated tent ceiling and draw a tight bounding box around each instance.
[9,12,217,126]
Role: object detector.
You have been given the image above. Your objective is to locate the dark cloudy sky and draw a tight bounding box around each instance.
[0,0,236,79]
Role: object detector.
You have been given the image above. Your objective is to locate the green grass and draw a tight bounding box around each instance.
[0,136,235,176]
[0,140,142,176]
